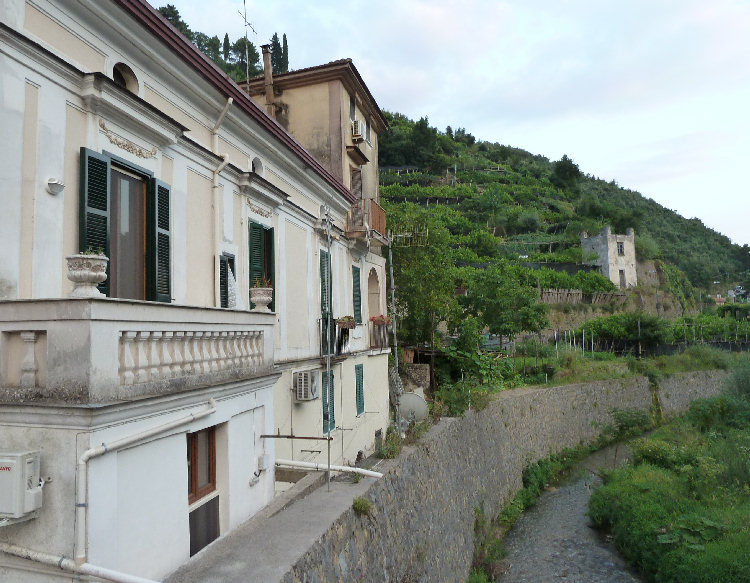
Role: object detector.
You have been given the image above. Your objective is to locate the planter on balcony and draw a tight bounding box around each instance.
[66,254,108,298]
[250,287,273,312]
[336,316,356,329]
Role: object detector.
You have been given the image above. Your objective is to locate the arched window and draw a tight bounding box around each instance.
[112,62,139,94]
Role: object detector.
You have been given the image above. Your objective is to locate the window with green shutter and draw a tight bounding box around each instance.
[248,222,274,310]
[355,364,364,416]
[322,369,335,434]
[320,250,335,355]
[79,148,171,302]
[352,265,362,324]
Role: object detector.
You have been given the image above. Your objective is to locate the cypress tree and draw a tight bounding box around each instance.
[270,33,282,73]
[281,33,288,72]
[223,33,230,62]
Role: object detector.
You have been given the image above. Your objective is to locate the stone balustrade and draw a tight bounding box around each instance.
[0,299,275,403]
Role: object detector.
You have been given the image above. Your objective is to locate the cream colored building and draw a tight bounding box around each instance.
[0,1,390,581]
[245,55,389,248]
[581,227,638,289]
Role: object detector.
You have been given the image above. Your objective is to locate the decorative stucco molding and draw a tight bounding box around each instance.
[99,120,157,159]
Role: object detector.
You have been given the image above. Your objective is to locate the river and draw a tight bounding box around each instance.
[497,444,643,583]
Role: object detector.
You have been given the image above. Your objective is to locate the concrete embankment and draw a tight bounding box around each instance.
[281,370,726,583]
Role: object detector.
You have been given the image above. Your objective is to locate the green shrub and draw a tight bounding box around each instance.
[631,438,697,470]
[727,360,750,399]
[376,426,401,459]
[352,496,373,515]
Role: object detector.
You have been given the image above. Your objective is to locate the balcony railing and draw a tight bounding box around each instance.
[346,198,388,246]
[369,323,390,350]
[0,299,275,403]
[320,317,351,359]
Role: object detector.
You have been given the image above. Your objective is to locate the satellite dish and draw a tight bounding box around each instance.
[398,392,429,425]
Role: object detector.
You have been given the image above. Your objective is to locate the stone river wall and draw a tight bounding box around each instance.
[281,371,728,583]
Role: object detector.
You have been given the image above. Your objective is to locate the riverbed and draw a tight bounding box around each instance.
[498,444,643,582]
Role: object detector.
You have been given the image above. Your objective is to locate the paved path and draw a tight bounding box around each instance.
[165,473,380,583]
[499,446,642,583]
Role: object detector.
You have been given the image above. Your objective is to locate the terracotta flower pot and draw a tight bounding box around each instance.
[66,254,108,298]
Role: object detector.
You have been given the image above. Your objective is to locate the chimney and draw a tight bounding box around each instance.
[261,44,275,119]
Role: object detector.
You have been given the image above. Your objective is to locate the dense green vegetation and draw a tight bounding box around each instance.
[588,364,750,582]
[381,112,750,290]
[158,5,288,82]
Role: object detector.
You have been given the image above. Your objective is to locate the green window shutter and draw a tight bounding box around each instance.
[248,222,265,286]
[352,265,362,324]
[146,178,171,303]
[79,147,111,296]
[320,250,334,354]
[355,364,364,416]
[248,222,265,310]
[266,227,275,312]
[322,370,335,434]
[219,255,229,308]
[320,250,331,313]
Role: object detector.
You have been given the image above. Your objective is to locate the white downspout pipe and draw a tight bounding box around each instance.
[212,155,230,306]
[275,458,383,479]
[74,399,216,566]
[0,542,160,583]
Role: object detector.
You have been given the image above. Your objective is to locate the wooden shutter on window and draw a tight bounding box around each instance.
[320,250,334,354]
[322,370,335,434]
[352,265,362,324]
[248,222,265,309]
[266,227,275,312]
[355,363,364,416]
[219,255,229,308]
[79,147,111,296]
[146,178,171,303]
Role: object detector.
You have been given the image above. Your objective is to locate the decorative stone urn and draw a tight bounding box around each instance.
[250,287,273,312]
[66,254,108,298]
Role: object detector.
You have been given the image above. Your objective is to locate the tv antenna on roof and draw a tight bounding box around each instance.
[238,0,257,91]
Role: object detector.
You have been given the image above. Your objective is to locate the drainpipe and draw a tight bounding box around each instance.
[213,155,230,306]
[212,97,233,154]
[275,458,383,479]
[261,44,275,118]
[74,400,216,566]
[0,543,159,583]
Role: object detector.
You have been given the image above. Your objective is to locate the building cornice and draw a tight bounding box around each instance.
[110,0,356,205]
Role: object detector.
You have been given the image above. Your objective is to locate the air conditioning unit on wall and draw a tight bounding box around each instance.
[351,119,364,141]
[293,371,319,401]
[0,450,43,520]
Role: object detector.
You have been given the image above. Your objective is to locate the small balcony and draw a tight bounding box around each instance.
[319,317,351,359]
[0,299,275,404]
[369,323,390,350]
[346,198,388,247]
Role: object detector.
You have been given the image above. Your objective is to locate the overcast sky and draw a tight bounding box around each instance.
[155,0,750,247]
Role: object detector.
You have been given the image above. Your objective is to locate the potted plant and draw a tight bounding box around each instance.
[66,247,108,298]
[336,315,356,329]
[368,314,392,326]
[250,276,273,312]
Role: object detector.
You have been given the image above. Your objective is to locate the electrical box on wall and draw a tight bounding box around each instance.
[0,450,43,519]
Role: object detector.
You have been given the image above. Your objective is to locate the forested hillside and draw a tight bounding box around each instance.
[381,112,750,353]
[380,112,750,288]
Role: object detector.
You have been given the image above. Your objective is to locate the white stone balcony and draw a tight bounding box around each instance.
[0,299,275,403]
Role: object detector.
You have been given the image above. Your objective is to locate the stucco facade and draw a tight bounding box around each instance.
[0,1,390,581]
[245,59,389,247]
[581,227,638,289]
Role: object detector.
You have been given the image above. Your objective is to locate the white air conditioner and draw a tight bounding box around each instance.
[293,371,319,401]
[0,450,43,520]
[351,119,364,141]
